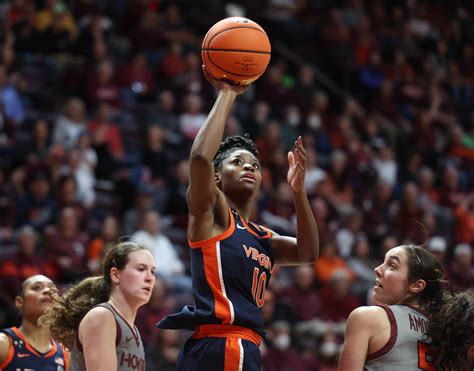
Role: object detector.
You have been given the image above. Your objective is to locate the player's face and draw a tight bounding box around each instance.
[219,149,262,199]
[115,249,156,307]
[16,275,57,321]
[372,246,412,305]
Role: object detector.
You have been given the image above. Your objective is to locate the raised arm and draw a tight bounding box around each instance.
[187,67,248,241]
[272,137,319,265]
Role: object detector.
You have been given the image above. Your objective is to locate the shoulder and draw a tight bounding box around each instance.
[79,306,117,335]
[0,331,12,364]
[347,306,390,330]
[78,305,118,348]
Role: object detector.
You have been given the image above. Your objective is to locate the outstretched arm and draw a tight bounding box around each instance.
[187,67,248,241]
[272,137,319,265]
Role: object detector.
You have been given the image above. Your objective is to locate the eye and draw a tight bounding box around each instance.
[232,158,242,165]
[252,162,260,170]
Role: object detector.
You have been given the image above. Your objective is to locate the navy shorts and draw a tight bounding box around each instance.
[176,325,261,371]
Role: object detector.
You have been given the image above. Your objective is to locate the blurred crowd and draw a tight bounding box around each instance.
[0,0,473,370]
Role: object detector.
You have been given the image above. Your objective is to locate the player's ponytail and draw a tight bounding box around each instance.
[402,245,447,307]
[40,241,147,349]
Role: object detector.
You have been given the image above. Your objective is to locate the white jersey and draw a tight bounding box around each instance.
[70,303,145,371]
[365,305,436,371]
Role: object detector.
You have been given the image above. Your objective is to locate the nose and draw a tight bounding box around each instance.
[146,270,155,282]
[243,163,254,171]
[374,264,383,278]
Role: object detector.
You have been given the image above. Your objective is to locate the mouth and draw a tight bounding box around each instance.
[241,173,256,182]
[142,287,151,294]
[375,280,383,289]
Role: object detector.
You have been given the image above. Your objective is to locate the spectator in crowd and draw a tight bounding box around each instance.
[86,214,121,275]
[314,241,354,285]
[15,166,57,232]
[87,102,124,161]
[0,64,25,128]
[52,97,87,150]
[262,321,308,371]
[447,243,474,291]
[130,210,187,286]
[278,266,325,322]
[44,206,88,283]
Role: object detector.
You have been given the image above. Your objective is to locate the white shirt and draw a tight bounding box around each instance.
[131,230,184,278]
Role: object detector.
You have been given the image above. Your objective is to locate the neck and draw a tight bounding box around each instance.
[108,293,137,326]
[18,319,51,347]
[227,198,254,222]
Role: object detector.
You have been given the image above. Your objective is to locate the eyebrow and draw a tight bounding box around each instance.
[232,154,260,163]
[387,256,401,264]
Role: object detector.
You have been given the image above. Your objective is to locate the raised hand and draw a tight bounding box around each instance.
[202,65,250,95]
[287,136,307,193]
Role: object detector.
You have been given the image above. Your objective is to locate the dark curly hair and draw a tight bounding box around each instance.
[213,134,259,171]
[426,292,474,370]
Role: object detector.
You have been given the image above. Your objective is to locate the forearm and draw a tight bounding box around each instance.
[294,190,319,262]
[190,90,237,161]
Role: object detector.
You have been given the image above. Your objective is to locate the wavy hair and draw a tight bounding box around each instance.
[39,241,145,349]
[427,292,474,370]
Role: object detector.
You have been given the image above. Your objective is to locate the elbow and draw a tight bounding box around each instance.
[189,150,212,165]
[299,249,319,264]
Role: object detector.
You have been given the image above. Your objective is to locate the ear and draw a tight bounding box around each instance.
[110,267,120,285]
[409,278,426,294]
[15,296,23,312]
[215,172,221,186]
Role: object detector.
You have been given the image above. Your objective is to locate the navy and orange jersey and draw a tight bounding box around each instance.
[158,208,274,336]
[0,327,69,371]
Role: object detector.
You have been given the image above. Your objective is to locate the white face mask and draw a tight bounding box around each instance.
[307,114,321,130]
[273,334,290,351]
[287,111,300,127]
[320,341,338,357]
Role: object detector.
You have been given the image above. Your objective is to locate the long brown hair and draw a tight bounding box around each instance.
[401,244,446,309]
[40,242,146,349]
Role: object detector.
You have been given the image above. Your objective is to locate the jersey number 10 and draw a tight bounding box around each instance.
[252,267,267,308]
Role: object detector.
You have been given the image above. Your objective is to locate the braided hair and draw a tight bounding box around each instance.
[213,134,259,171]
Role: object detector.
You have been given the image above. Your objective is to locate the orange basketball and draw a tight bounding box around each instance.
[201,17,271,85]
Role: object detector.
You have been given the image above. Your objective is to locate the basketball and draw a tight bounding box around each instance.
[201,17,271,85]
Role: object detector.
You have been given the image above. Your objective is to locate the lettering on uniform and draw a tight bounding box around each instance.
[408,313,427,334]
[242,244,272,270]
[119,351,145,370]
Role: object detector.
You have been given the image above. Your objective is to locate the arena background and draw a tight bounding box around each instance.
[0,0,473,370]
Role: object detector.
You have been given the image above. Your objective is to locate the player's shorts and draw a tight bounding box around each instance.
[176,324,262,371]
